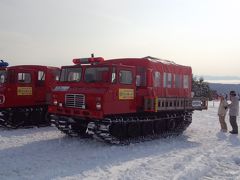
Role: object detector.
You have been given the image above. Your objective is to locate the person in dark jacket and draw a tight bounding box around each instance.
[228,91,239,134]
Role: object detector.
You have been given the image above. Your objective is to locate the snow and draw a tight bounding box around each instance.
[1,102,240,180]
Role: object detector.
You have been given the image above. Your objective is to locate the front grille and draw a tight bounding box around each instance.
[65,94,85,109]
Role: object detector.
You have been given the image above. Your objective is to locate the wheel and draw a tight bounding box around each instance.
[6,110,25,128]
[71,122,88,136]
[109,122,127,139]
[141,121,153,136]
[167,119,176,131]
[127,122,141,138]
[154,120,166,134]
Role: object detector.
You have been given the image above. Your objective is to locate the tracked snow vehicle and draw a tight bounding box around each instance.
[49,56,207,144]
[0,63,59,128]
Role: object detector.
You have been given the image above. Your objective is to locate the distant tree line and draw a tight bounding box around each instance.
[192,76,216,100]
[208,83,240,100]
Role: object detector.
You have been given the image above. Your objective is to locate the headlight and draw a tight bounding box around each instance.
[59,103,63,107]
[96,102,101,110]
[53,100,58,105]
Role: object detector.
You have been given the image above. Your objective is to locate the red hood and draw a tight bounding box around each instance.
[53,85,108,95]
[69,87,108,94]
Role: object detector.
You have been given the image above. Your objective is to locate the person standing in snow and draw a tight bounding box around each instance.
[217,95,228,132]
[228,91,239,134]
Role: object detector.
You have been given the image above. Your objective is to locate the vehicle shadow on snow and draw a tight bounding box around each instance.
[0,132,200,180]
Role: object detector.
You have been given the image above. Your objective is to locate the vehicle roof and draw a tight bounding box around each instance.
[103,57,191,70]
[7,65,59,70]
[62,56,191,71]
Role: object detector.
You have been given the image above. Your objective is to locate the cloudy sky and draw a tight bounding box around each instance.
[1,0,240,78]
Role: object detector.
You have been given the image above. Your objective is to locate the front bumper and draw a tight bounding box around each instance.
[48,105,103,119]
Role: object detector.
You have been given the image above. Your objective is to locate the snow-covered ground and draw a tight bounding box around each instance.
[1,101,240,180]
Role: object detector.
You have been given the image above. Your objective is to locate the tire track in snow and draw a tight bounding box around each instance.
[54,137,203,180]
[60,112,240,180]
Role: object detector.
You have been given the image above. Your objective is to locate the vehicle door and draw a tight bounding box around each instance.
[35,70,47,104]
[114,65,136,113]
[7,69,35,107]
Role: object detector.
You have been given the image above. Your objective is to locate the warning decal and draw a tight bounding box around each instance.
[119,89,134,100]
[17,87,32,96]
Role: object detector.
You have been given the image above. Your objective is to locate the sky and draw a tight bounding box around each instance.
[1,0,240,78]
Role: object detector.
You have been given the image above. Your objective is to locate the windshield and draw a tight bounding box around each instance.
[60,67,82,82]
[0,70,6,84]
[85,67,110,83]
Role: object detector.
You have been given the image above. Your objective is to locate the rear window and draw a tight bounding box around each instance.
[119,70,133,84]
[18,73,31,83]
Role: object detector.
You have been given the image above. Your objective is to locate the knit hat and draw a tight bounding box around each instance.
[230,90,236,96]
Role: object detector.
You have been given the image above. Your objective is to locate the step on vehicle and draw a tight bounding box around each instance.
[49,56,208,144]
[0,60,60,128]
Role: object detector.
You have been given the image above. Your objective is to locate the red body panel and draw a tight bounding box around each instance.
[49,57,192,120]
[0,65,59,108]
[102,58,192,98]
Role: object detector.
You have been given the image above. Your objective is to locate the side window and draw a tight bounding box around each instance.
[111,67,116,83]
[164,73,172,88]
[167,73,172,88]
[119,70,133,84]
[18,73,31,83]
[153,71,161,87]
[174,74,182,88]
[183,75,189,88]
[173,74,176,88]
[38,71,45,81]
[163,73,167,88]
